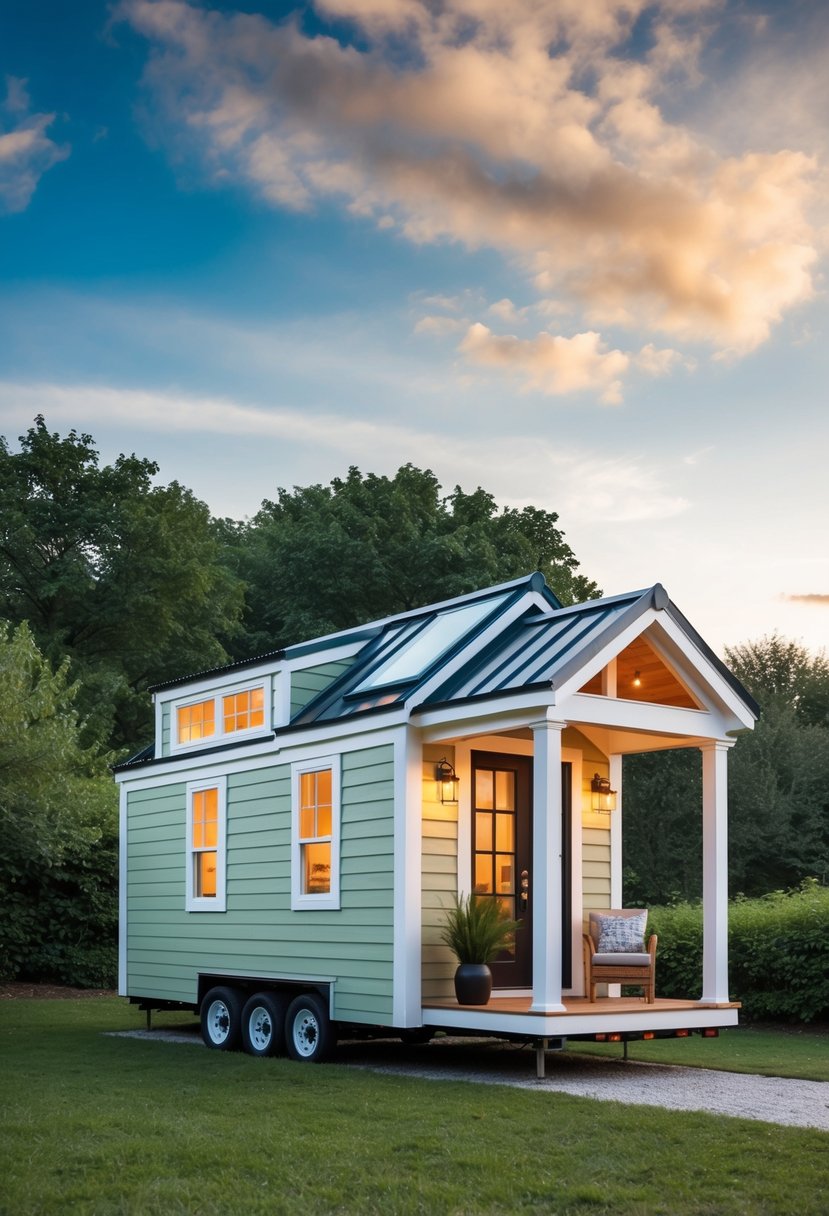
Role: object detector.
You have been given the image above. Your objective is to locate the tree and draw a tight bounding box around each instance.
[623,635,829,902]
[223,464,600,657]
[0,621,118,984]
[0,418,244,750]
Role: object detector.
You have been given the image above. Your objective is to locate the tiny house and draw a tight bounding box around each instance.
[115,573,758,1071]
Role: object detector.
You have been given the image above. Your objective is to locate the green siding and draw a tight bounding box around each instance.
[125,743,395,1024]
[290,660,354,718]
[161,704,171,756]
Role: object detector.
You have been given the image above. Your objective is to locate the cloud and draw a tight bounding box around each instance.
[119,0,821,357]
[459,322,628,403]
[0,77,69,213]
[0,377,688,525]
[784,593,829,606]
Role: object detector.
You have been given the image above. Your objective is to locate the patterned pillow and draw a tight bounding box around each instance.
[596,912,647,953]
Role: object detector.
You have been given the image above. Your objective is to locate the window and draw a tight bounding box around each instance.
[186,778,227,911]
[291,757,340,910]
[223,686,265,734]
[177,698,216,744]
[173,683,269,750]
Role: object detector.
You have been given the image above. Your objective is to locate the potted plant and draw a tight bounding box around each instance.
[440,894,521,1005]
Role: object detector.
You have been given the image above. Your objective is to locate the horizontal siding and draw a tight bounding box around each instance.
[421,744,457,1001]
[125,743,394,1023]
[290,660,353,718]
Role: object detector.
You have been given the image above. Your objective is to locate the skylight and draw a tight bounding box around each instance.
[352,595,509,692]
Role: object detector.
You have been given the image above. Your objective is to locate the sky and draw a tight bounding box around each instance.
[0,0,827,658]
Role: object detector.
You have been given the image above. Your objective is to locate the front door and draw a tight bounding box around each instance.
[471,751,572,990]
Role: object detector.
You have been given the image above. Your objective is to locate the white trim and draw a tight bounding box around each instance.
[155,659,280,704]
[421,1004,740,1036]
[118,783,128,996]
[185,775,227,913]
[529,717,567,1013]
[700,740,734,1003]
[115,726,401,789]
[563,746,583,997]
[170,677,272,755]
[153,694,163,761]
[392,727,423,1026]
[609,753,623,908]
[290,755,341,911]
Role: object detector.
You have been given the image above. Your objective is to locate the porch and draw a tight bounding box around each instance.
[421,994,740,1076]
[422,994,741,1040]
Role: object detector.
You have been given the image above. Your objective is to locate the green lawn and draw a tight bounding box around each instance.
[0,998,826,1216]
[567,1023,829,1081]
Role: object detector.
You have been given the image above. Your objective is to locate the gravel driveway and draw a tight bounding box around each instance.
[113,1027,829,1132]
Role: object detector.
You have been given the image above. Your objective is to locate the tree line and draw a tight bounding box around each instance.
[0,418,826,984]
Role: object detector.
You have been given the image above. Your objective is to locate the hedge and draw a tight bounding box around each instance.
[649,879,829,1022]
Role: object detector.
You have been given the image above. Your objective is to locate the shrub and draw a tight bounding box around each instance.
[650,880,829,1022]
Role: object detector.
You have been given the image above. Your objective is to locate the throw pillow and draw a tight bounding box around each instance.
[596,912,647,953]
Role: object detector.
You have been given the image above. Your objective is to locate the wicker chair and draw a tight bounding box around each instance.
[583,908,657,1003]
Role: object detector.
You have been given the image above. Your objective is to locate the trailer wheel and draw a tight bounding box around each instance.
[285,993,336,1063]
[241,991,289,1058]
[200,986,243,1051]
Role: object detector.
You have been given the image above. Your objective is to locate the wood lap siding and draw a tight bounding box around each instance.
[125,743,395,1022]
[290,660,354,718]
[420,744,458,1001]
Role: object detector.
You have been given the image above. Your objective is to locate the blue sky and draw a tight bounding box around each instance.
[1,0,827,656]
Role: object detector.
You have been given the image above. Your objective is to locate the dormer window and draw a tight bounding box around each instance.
[172,682,270,751]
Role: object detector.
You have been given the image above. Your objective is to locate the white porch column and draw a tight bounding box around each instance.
[700,740,735,1004]
[609,753,623,908]
[530,717,567,1013]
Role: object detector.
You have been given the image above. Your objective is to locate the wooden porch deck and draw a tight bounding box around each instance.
[424,995,740,1017]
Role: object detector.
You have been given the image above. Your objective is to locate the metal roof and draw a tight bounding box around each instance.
[290,575,549,725]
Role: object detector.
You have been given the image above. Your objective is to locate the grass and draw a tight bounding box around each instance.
[567,1023,829,1081]
[0,998,827,1216]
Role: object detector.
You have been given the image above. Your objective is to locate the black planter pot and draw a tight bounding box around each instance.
[453,963,492,1005]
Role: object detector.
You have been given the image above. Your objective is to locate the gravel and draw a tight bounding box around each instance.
[110,1028,829,1132]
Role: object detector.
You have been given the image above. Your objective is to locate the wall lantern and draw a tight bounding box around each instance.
[591,772,617,815]
[435,758,460,804]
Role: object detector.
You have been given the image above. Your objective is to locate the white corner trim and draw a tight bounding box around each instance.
[118,783,128,996]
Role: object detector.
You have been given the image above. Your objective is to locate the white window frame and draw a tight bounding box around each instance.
[171,680,271,754]
[291,755,341,911]
[186,776,227,912]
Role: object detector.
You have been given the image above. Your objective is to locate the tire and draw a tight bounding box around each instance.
[285,992,336,1063]
[399,1028,435,1046]
[200,985,243,1051]
[241,991,289,1058]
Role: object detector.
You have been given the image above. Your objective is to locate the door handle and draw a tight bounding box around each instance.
[520,869,529,908]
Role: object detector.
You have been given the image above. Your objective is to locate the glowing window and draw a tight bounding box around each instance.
[292,759,340,910]
[186,779,226,912]
[177,699,215,744]
[223,686,265,734]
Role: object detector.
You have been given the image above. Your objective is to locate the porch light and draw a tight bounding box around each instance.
[435,758,460,804]
[632,670,642,688]
[591,772,617,815]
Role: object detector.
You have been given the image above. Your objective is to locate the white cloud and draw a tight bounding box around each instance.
[119,0,822,358]
[0,377,688,526]
[0,77,69,213]
[459,322,629,403]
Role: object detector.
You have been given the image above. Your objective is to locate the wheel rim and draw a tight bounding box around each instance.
[248,1005,272,1052]
[207,999,231,1045]
[292,1007,319,1058]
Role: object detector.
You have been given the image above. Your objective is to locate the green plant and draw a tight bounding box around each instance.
[440,894,521,965]
[649,881,829,1022]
